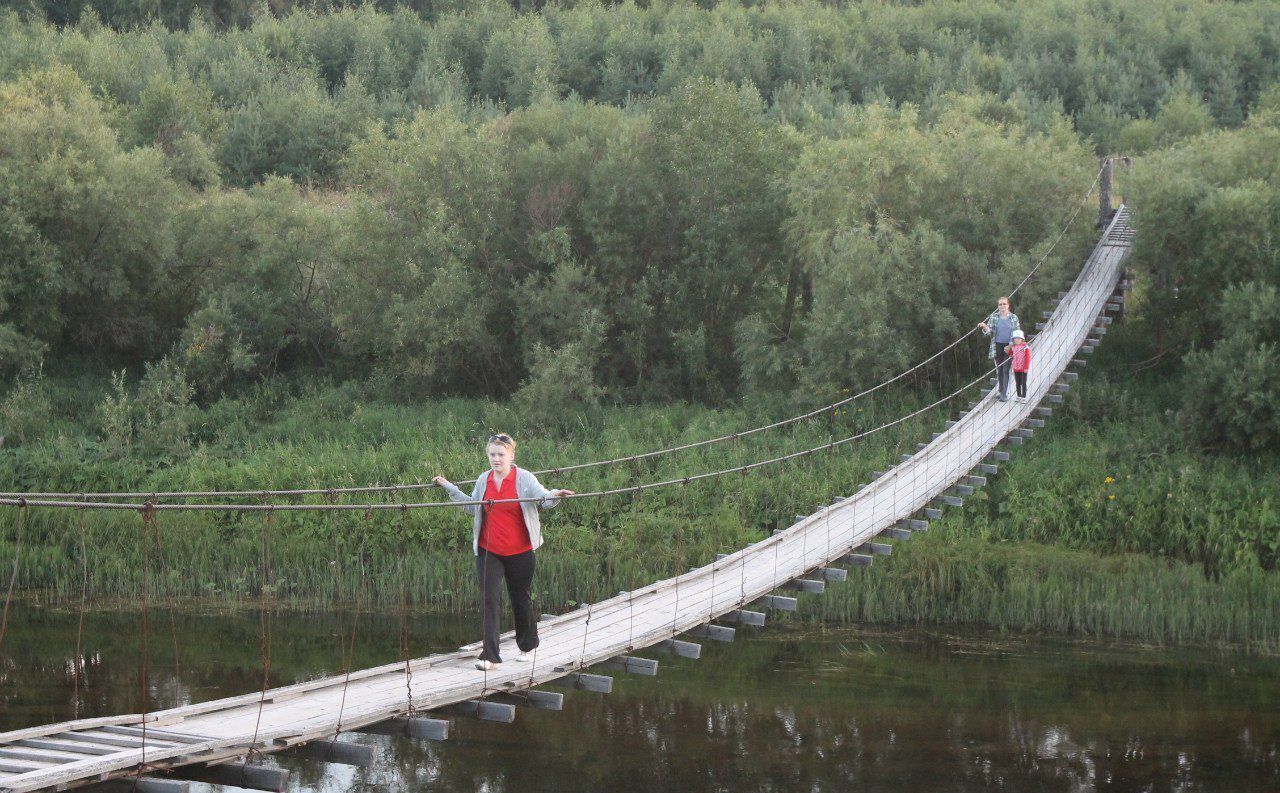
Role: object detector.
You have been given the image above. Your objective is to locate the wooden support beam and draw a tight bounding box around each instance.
[783,578,825,594]
[974,463,998,475]
[901,518,929,531]
[839,553,873,567]
[487,690,565,711]
[101,727,206,744]
[1046,394,1065,404]
[1002,435,1024,446]
[173,763,288,792]
[759,594,798,612]
[871,470,886,479]
[965,475,987,487]
[52,732,178,751]
[937,494,964,507]
[15,738,116,756]
[1042,310,1053,318]
[1071,358,1087,367]
[880,527,912,541]
[88,778,190,793]
[1079,344,1095,354]
[721,609,766,627]
[1051,382,1070,393]
[654,639,702,660]
[0,759,49,774]
[952,484,974,496]
[281,739,378,767]
[818,566,848,582]
[1012,428,1034,439]
[1062,371,1079,382]
[0,747,88,764]
[606,656,659,676]
[547,672,614,693]
[430,701,516,725]
[1035,321,1047,331]
[987,450,1011,462]
[1023,418,1045,429]
[1033,407,1052,417]
[858,542,893,556]
[353,717,449,741]
[923,506,944,519]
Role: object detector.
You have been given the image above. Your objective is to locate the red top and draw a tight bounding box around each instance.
[480,467,532,555]
[1011,343,1032,373]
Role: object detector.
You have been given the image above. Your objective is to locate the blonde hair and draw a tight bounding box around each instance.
[998,296,1010,304]
[487,432,516,452]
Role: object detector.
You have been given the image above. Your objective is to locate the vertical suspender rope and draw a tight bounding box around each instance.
[396,497,416,716]
[0,501,27,654]
[332,509,370,738]
[134,503,155,792]
[72,503,89,719]
[243,505,274,782]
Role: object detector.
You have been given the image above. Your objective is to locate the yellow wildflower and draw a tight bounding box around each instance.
[1104,476,1115,484]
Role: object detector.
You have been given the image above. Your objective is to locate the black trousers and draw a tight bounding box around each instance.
[476,548,539,663]
[994,344,1012,398]
[1014,370,1027,398]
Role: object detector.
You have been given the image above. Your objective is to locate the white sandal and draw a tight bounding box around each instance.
[474,659,498,671]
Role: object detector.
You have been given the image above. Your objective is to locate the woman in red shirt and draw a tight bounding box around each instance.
[435,433,574,671]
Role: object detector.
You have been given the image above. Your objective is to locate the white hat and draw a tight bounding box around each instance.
[1011,330,1025,340]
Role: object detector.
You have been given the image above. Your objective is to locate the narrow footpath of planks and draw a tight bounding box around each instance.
[0,209,1134,793]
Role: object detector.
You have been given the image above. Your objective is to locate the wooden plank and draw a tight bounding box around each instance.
[0,746,90,764]
[818,566,848,582]
[857,542,893,556]
[54,732,181,751]
[100,727,208,745]
[879,527,911,541]
[13,738,116,757]
[839,553,873,567]
[923,506,945,518]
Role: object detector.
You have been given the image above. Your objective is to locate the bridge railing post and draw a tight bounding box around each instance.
[1098,157,1114,228]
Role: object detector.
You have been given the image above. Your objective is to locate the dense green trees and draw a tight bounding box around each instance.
[1129,108,1280,452]
[1,0,1278,454]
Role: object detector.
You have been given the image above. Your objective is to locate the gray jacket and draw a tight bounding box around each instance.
[442,466,561,555]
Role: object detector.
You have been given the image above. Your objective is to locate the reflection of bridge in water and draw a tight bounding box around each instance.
[0,203,1132,793]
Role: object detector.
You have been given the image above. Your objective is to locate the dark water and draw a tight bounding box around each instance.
[2,601,1278,792]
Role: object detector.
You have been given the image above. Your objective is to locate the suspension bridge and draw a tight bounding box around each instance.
[0,188,1132,792]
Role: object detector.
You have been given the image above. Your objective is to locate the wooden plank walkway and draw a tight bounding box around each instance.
[0,208,1133,793]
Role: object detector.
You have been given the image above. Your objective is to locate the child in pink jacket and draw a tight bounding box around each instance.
[1007,330,1032,402]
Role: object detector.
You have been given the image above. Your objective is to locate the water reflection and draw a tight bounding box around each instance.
[1,603,1277,792]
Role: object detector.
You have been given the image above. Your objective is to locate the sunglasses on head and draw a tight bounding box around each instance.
[489,434,512,443]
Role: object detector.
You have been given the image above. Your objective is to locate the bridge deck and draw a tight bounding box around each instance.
[0,209,1133,793]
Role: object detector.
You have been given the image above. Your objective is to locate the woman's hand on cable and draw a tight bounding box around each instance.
[553,489,575,497]
[432,475,450,487]
[977,321,989,332]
